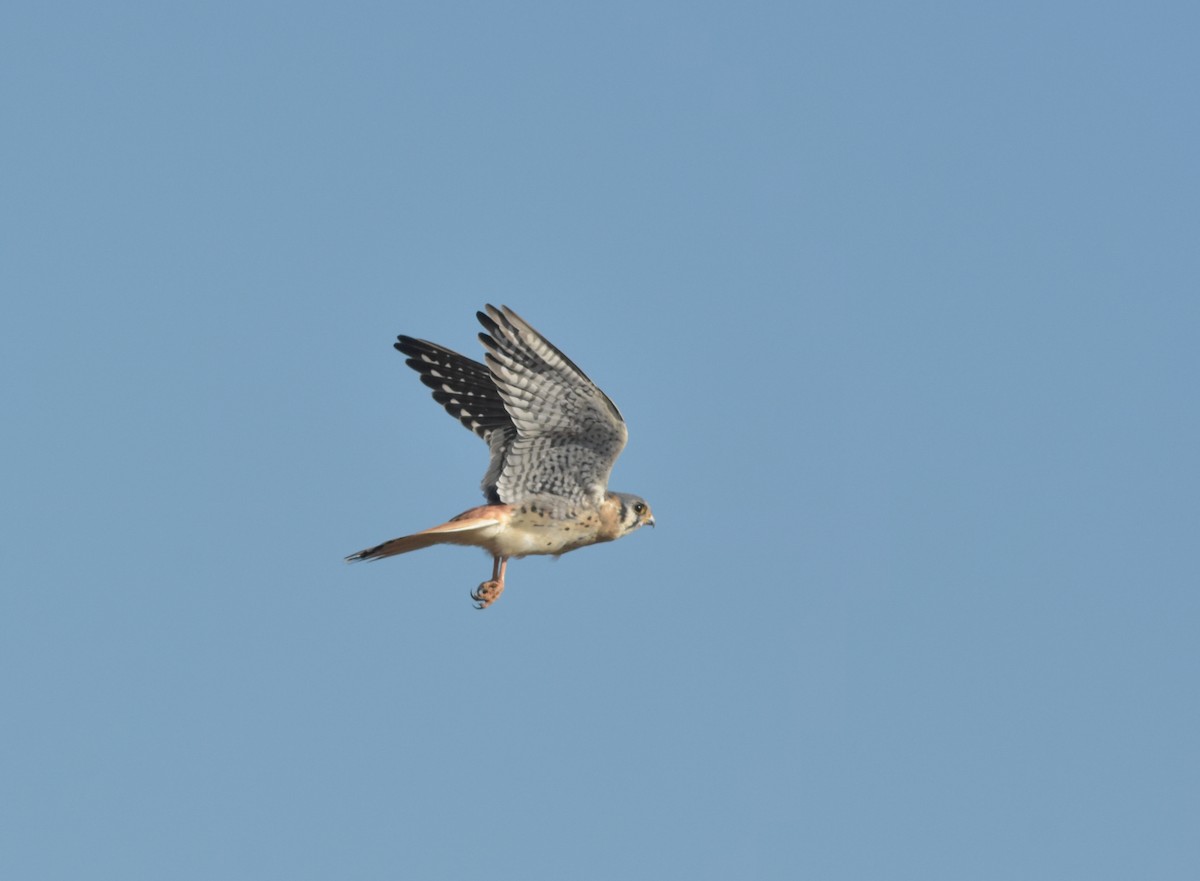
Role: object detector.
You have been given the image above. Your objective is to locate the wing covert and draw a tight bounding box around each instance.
[476,305,628,513]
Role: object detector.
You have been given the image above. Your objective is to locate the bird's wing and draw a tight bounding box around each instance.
[394,336,516,503]
[476,304,628,514]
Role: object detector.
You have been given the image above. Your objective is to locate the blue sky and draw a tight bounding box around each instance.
[3,1,1198,878]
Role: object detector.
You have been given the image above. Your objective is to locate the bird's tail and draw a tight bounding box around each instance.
[344,509,506,563]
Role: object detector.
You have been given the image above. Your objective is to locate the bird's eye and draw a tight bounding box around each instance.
[634,503,645,514]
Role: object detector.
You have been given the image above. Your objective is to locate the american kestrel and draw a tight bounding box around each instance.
[346,305,655,608]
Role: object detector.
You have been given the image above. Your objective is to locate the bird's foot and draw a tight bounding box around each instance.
[471,579,505,610]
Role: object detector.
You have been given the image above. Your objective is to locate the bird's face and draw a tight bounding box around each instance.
[614,493,655,534]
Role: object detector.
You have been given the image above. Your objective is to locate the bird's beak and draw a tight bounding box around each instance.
[647,515,656,528]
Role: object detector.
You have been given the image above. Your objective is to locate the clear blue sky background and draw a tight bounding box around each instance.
[3,2,1197,878]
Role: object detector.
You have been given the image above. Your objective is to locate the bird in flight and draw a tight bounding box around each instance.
[346,305,655,608]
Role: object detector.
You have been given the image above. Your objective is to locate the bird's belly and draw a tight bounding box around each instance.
[489,522,599,558]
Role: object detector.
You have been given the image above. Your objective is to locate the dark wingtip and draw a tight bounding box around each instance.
[394,336,421,356]
[477,308,499,334]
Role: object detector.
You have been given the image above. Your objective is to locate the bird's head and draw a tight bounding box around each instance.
[612,492,655,534]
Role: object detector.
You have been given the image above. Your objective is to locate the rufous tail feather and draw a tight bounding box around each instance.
[344,516,499,563]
